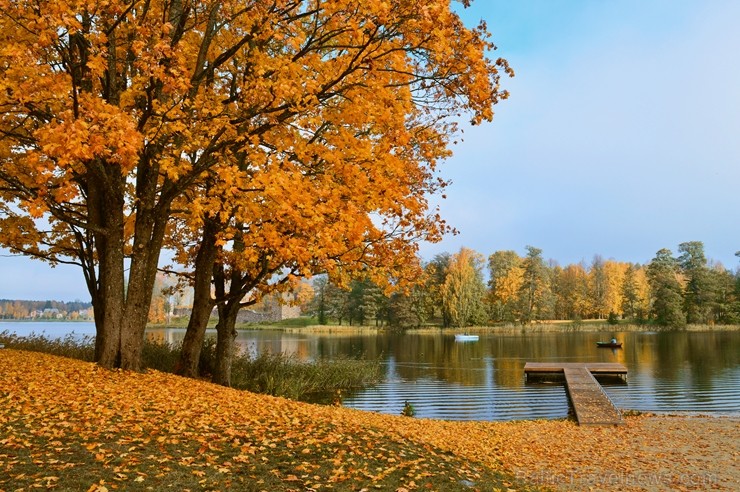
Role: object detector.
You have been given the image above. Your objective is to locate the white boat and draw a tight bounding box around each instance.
[454,334,479,342]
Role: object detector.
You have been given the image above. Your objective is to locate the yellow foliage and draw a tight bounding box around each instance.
[0,1,511,368]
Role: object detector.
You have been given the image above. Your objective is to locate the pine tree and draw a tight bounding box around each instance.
[647,249,686,328]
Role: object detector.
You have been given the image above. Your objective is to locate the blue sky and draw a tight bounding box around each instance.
[422,0,740,268]
[2,0,739,301]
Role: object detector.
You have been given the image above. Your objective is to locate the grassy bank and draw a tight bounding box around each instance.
[0,350,533,491]
[147,315,740,333]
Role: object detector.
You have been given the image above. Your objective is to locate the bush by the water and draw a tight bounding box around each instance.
[0,330,381,400]
[0,331,95,361]
[230,350,381,399]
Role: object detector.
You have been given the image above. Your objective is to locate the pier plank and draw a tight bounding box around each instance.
[524,362,626,426]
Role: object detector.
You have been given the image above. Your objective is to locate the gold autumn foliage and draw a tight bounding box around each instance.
[2,350,738,491]
[0,1,512,370]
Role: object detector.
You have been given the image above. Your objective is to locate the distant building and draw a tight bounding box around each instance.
[235,292,302,323]
[42,308,61,319]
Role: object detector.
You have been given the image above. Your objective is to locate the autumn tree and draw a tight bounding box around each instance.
[0,1,510,371]
[518,246,552,323]
[487,250,523,322]
[170,0,511,383]
[551,263,589,320]
[440,247,487,328]
[602,260,627,318]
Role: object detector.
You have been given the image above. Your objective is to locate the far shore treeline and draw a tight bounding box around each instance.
[4,241,737,332]
[0,299,93,320]
[311,241,740,330]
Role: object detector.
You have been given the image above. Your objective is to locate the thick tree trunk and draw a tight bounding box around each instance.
[87,155,170,370]
[176,219,219,377]
[89,170,126,368]
[117,188,170,371]
[213,300,240,387]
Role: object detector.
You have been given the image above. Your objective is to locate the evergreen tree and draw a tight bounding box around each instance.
[427,253,452,327]
[312,277,329,325]
[678,241,714,324]
[621,265,640,320]
[387,292,418,329]
[647,249,686,328]
[348,279,384,326]
[588,255,608,319]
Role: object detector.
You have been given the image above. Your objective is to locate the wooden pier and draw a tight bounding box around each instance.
[524,362,627,426]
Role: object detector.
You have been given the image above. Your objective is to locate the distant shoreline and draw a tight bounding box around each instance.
[278,322,740,334]
[3,319,739,334]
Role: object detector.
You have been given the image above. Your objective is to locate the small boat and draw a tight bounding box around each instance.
[455,334,479,342]
[596,341,622,348]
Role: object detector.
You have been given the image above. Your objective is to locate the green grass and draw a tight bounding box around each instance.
[237,316,320,329]
[147,316,321,330]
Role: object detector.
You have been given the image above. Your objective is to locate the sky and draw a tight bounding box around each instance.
[421,0,740,268]
[1,0,739,302]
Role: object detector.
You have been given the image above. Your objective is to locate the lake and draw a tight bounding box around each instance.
[2,321,738,421]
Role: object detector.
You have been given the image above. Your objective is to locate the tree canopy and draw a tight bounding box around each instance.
[0,0,511,370]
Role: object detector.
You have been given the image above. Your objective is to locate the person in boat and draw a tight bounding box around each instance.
[611,337,617,344]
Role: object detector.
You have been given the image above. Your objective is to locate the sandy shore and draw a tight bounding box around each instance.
[502,415,739,491]
[378,413,740,491]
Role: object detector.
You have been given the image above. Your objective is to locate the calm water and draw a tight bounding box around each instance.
[2,321,739,421]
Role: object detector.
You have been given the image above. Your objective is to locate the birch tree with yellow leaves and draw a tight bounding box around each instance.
[487,250,523,322]
[0,0,511,370]
[440,247,486,328]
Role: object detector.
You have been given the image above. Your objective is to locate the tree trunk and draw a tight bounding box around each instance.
[87,155,170,370]
[176,219,219,377]
[213,300,240,387]
[117,189,170,370]
[88,169,126,368]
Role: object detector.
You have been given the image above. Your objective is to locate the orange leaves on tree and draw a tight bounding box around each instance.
[0,0,512,371]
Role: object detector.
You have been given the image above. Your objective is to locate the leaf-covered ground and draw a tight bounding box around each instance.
[1,350,737,491]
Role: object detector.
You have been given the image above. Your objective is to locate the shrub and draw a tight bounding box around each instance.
[230,350,382,399]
